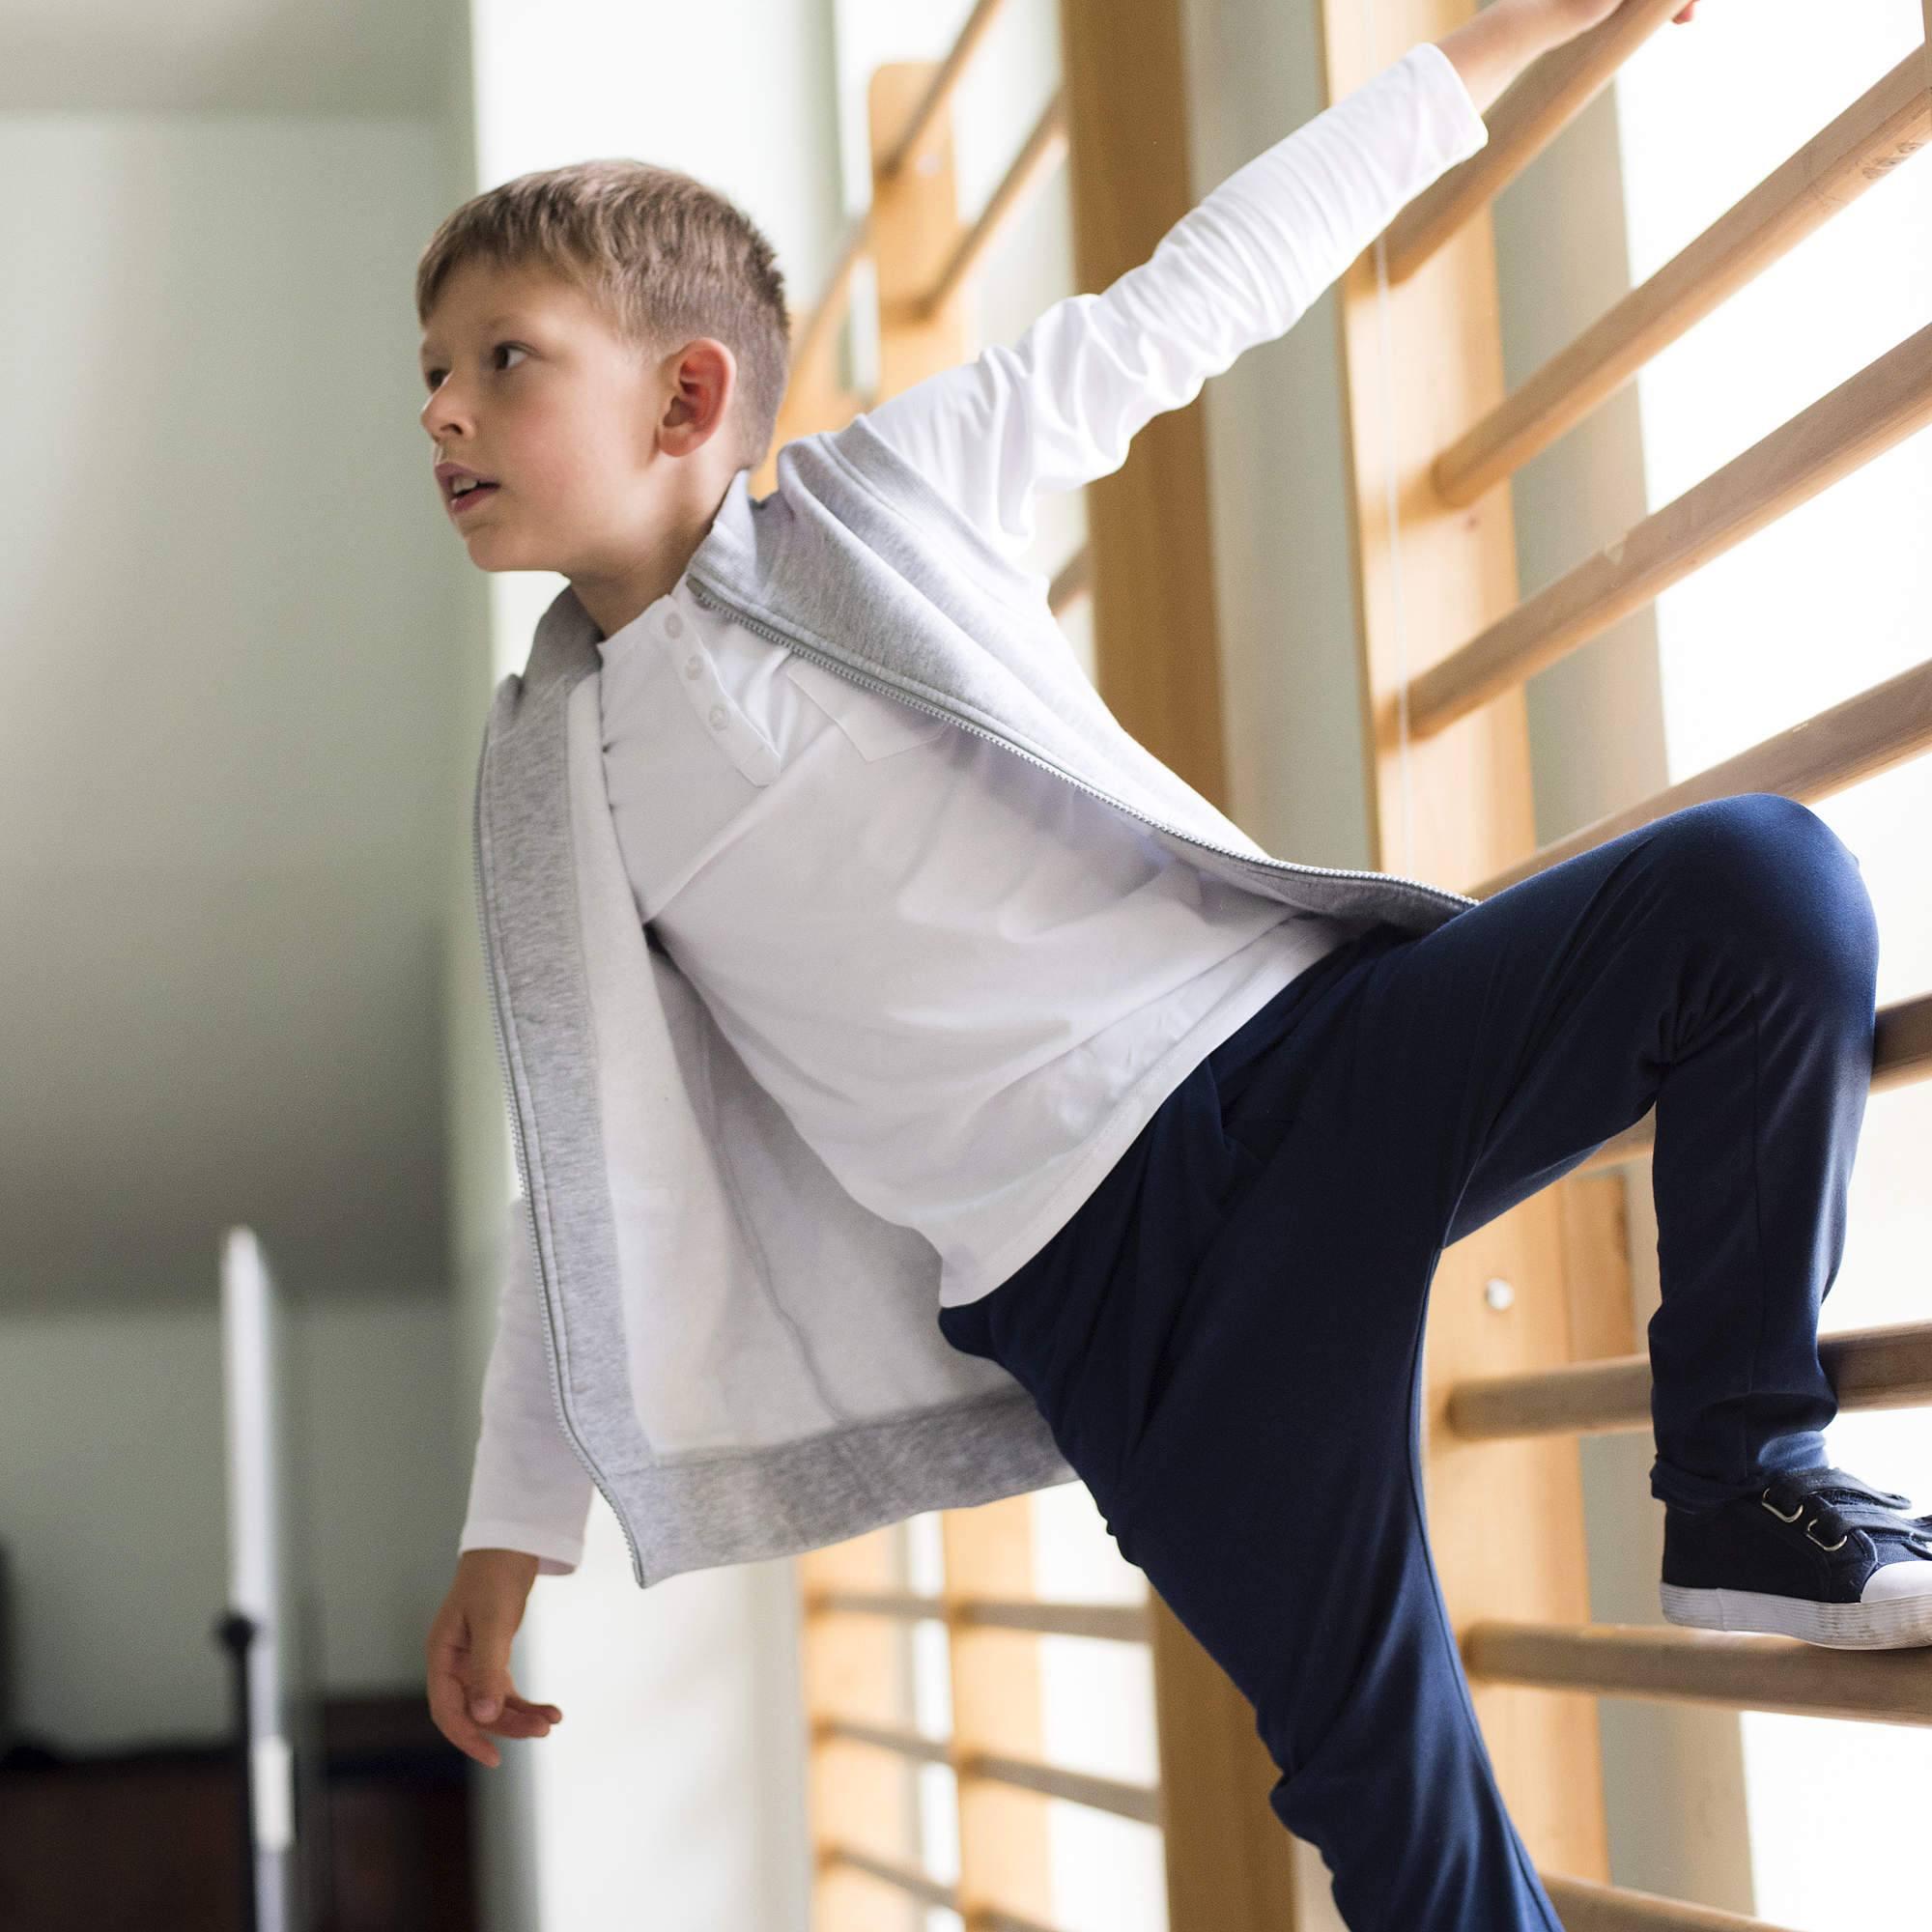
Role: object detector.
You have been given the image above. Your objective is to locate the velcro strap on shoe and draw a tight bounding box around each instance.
[1771,1464,1915,1513]
[1762,1467,1930,1552]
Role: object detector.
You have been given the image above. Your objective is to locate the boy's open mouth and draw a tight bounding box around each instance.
[450,480,500,515]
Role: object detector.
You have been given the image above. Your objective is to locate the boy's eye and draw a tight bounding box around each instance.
[422,343,526,391]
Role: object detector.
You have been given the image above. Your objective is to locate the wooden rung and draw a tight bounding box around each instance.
[791,0,1015,374]
[1435,46,1931,504]
[1048,544,1090,615]
[970,1749,1161,1825]
[805,1585,945,1623]
[1448,1318,1932,1441]
[964,1597,1152,1642]
[817,1717,951,1764]
[820,1843,957,1911]
[815,1719,1159,1822]
[1404,319,1932,740]
[1470,659,1932,900]
[822,1844,1078,1931]
[875,0,1010,182]
[1380,0,1689,282]
[897,89,1067,327]
[805,1587,1152,1643]
[1560,990,1932,1179]
[1541,1868,1808,1931]
[1463,1619,1932,1722]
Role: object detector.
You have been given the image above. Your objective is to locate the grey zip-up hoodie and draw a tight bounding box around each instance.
[471,410,1479,1588]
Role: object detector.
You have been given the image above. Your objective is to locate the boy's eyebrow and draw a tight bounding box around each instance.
[418,314,534,364]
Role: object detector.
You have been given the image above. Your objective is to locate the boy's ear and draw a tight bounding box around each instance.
[661,338,736,453]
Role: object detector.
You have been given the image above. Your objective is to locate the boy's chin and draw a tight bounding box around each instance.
[461,530,544,571]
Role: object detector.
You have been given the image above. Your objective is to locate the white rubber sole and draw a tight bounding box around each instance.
[1661,1579,1932,1650]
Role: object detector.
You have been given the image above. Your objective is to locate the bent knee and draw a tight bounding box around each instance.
[1648,794,1876,980]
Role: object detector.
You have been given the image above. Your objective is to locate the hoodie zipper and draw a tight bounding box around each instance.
[471,737,647,1588]
[685,573,1478,917]
[466,570,1469,1596]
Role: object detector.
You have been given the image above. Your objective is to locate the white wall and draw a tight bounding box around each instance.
[451,3,848,1927]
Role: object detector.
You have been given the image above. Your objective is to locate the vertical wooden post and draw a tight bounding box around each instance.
[1055,0,1233,813]
[859,59,1058,1921]
[866,62,973,405]
[1147,1608,1304,1928]
[1314,0,1611,1884]
[798,1529,922,1930]
[940,1500,1053,1926]
[863,59,1054,1922]
[1056,1,1304,1924]
[794,59,1055,1930]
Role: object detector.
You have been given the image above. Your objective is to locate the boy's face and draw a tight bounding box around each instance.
[418,257,734,581]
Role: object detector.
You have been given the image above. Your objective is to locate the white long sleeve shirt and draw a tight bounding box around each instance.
[460,39,1489,1566]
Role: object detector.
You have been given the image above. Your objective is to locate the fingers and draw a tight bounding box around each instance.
[425,1608,564,1768]
[430,1670,563,1765]
[474,1691,565,1737]
[428,1660,509,1766]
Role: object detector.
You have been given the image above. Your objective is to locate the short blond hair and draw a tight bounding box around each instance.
[415,159,791,473]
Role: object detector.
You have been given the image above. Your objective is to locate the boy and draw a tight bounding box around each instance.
[422,1,1931,1923]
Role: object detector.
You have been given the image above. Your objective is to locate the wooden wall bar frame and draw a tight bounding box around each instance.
[1316,0,1613,1889]
[1057,0,1306,1923]
[792,1,1932,1924]
[1056,0,1235,814]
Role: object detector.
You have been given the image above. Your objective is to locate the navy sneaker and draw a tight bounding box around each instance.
[1660,1463,1932,1649]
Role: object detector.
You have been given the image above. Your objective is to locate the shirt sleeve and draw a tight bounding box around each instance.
[856,39,1489,561]
[457,1192,596,1577]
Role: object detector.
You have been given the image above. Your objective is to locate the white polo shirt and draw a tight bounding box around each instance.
[595,40,1487,1305]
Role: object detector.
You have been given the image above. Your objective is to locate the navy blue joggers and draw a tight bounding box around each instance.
[937,793,1881,1929]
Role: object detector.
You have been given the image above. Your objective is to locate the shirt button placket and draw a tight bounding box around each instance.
[665,603,725,730]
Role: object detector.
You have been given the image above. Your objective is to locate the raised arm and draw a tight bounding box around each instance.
[855,37,1489,563]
